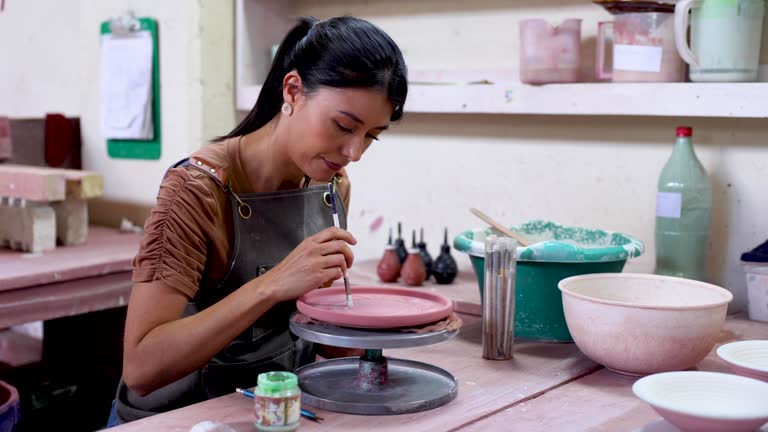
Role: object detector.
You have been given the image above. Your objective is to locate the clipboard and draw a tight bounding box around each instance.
[100,14,161,160]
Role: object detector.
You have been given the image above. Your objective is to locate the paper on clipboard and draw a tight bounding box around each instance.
[100,31,154,140]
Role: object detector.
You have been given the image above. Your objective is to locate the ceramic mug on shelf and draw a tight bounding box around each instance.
[519,18,582,84]
[596,12,686,82]
[674,0,766,82]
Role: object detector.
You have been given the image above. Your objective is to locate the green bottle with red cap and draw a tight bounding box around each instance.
[654,126,712,281]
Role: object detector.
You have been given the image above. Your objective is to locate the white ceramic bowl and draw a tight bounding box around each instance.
[559,273,733,375]
[717,340,768,382]
[633,419,768,432]
[633,371,768,432]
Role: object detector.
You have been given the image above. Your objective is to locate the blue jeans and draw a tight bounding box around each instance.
[106,399,119,428]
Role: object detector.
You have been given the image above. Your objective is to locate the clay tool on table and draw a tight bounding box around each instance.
[328,182,353,307]
[236,388,324,423]
[469,208,529,247]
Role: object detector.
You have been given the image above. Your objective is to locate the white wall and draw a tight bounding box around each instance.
[0,1,82,117]
[292,0,768,312]
[0,0,234,204]
[200,1,236,143]
[342,114,768,312]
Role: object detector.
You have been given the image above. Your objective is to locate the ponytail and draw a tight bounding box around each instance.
[220,16,407,140]
[224,17,317,138]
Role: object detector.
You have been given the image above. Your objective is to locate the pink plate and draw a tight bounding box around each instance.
[296,286,453,329]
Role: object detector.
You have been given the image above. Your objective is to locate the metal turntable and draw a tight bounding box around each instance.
[290,313,460,415]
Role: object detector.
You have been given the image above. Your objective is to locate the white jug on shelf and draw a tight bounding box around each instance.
[674,0,766,82]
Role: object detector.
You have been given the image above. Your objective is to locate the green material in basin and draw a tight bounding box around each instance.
[454,220,645,342]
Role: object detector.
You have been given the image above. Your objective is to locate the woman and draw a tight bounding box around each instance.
[108,16,407,425]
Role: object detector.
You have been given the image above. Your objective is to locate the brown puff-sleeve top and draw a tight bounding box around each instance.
[131,137,352,299]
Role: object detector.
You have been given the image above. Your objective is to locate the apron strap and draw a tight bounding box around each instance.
[166,157,227,190]
[188,157,226,186]
[170,157,252,219]
[172,157,337,220]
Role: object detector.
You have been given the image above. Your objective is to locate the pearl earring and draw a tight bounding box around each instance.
[281,103,293,116]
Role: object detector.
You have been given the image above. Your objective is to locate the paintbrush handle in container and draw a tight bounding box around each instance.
[482,236,517,360]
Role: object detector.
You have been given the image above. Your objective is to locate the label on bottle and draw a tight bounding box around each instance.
[656,192,682,218]
[614,44,663,72]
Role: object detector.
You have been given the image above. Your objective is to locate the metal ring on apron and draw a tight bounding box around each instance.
[323,174,343,208]
[238,203,252,219]
[229,189,252,219]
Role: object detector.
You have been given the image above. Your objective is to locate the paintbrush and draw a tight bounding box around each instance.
[236,388,324,423]
[328,181,353,307]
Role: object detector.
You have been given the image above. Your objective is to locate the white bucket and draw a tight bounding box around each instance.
[743,262,768,322]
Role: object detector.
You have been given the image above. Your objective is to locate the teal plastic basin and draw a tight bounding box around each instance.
[454,220,645,342]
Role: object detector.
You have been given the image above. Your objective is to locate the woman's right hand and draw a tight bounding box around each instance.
[255,227,357,303]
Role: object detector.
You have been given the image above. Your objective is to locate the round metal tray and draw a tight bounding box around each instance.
[289,312,459,349]
[296,357,458,415]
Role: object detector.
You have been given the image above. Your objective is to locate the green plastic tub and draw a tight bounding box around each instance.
[453,220,645,342]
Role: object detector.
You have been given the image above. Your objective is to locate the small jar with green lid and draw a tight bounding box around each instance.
[253,371,301,431]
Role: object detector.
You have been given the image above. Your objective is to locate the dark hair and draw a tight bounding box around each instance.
[222,16,408,139]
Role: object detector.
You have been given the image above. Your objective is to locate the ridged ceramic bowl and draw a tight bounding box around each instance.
[633,371,768,432]
[559,273,732,375]
[717,340,768,382]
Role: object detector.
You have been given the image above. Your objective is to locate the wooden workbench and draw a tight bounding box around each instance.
[460,316,768,432]
[109,312,598,432]
[0,225,141,328]
[0,225,142,430]
[106,258,768,432]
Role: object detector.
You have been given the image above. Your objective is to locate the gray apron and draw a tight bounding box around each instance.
[114,158,346,424]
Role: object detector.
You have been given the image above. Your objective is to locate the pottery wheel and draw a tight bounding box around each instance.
[289,312,458,349]
[290,312,459,415]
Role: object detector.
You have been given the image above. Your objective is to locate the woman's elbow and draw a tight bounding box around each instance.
[122,355,159,397]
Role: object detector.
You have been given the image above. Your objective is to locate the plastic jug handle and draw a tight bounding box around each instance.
[596,21,613,81]
[674,0,702,68]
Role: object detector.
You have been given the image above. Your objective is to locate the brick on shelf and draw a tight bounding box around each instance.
[0,199,56,253]
[0,165,104,249]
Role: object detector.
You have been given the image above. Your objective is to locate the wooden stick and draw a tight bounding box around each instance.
[499,268,505,358]
[469,208,529,247]
[493,272,504,358]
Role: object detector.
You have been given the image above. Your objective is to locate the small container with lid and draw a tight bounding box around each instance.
[253,371,302,432]
[741,239,768,322]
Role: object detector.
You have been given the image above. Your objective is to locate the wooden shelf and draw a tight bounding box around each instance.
[236,82,768,118]
[234,0,768,119]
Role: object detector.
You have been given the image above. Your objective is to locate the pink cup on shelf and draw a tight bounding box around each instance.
[519,18,582,84]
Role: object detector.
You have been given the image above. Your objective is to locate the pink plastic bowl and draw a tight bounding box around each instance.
[559,273,732,376]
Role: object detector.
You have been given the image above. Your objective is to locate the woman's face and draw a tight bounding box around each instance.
[287,85,394,182]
